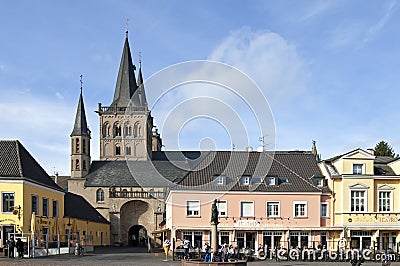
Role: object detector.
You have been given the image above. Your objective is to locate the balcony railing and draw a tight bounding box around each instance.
[109,189,164,199]
[97,104,147,114]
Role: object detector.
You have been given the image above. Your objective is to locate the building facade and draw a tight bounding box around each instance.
[319,148,400,252]
[166,151,332,252]
[0,140,110,250]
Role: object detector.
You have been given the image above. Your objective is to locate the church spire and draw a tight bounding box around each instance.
[136,56,148,107]
[71,76,90,136]
[111,33,138,108]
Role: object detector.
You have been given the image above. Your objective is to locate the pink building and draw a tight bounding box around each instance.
[166,151,331,252]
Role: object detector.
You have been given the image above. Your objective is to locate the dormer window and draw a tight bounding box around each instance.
[240,176,250,185]
[266,177,276,185]
[215,175,225,185]
[251,177,263,184]
[353,164,363,175]
[316,178,324,187]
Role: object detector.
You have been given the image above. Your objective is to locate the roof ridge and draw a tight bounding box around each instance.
[15,140,24,177]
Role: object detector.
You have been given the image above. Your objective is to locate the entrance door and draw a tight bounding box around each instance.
[245,232,256,249]
[128,225,147,247]
[2,225,15,247]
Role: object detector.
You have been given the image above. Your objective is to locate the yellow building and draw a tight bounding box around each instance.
[319,148,400,252]
[0,140,110,252]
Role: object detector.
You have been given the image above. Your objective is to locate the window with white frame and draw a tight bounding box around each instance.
[294,201,307,217]
[266,177,276,185]
[353,164,363,175]
[217,200,227,217]
[215,175,225,185]
[218,231,230,245]
[2,192,14,213]
[240,176,250,185]
[42,198,49,217]
[266,202,280,217]
[351,190,366,212]
[378,191,391,212]
[321,203,328,217]
[186,200,200,216]
[240,201,254,217]
[96,188,104,202]
[316,179,324,187]
[32,195,38,215]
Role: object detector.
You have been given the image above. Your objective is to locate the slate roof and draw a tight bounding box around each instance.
[174,151,327,193]
[0,140,63,191]
[374,156,397,175]
[85,152,197,187]
[64,192,109,224]
[111,35,140,108]
[323,152,398,176]
[71,90,90,136]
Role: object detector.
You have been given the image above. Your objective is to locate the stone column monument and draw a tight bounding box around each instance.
[210,199,219,253]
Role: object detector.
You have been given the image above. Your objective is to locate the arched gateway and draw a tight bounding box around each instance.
[128,225,148,246]
[120,200,154,246]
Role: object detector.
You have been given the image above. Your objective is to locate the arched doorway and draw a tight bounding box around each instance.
[128,225,148,247]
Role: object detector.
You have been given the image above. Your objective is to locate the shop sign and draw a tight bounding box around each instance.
[234,220,260,227]
[0,218,16,223]
[350,215,400,224]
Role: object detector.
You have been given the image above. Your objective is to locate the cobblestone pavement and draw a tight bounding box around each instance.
[0,247,399,266]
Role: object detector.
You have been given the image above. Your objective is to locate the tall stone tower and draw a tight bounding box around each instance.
[70,83,91,178]
[97,32,154,161]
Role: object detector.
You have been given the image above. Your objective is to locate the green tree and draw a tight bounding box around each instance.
[374,141,398,157]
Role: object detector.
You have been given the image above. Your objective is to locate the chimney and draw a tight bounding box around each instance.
[367,148,375,155]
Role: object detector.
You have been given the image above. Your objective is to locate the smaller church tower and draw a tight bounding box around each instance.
[71,77,91,178]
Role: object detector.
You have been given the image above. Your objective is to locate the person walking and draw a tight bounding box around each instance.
[203,242,211,262]
[6,235,15,258]
[15,238,24,258]
[183,238,191,260]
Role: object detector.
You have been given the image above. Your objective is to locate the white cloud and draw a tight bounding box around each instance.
[146,28,309,151]
[209,27,309,107]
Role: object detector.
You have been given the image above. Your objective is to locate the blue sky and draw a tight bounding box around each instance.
[0,0,399,175]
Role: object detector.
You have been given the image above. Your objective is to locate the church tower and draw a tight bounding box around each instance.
[70,79,91,178]
[97,31,154,161]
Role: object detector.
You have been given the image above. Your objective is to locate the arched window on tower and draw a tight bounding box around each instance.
[96,189,104,202]
[83,139,86,154]
[114,123,122,137]
[126,146,131,155]
[83,160,87,171]
[133,122,140,137]
[75,159,80,170]
[115,146,121,156]
[75,138,80,153]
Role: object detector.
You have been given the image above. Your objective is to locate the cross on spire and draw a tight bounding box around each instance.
[138,51,142,67]
[125,18,129,38]
[80,74,83,93]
